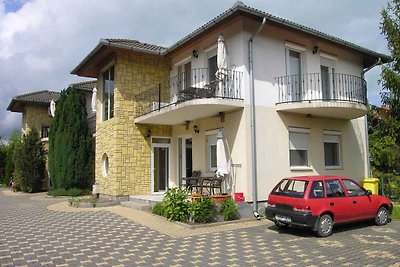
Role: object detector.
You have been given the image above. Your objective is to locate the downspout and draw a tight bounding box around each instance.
[248,17,267,220]
[361,57,382,177]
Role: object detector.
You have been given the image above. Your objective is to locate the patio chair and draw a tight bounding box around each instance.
[185,171,201,193]
[202,177,223,195]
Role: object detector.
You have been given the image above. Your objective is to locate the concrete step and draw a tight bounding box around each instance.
[120,201,152,211]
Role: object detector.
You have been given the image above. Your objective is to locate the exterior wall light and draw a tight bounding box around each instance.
[192,49,198,58]
[312,45,319,54]
[193,124,200,134]
[146,129,152,138]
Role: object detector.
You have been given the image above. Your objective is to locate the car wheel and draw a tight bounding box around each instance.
[274,221,288,228]
[375,206,389,226]
[317,214,333,237]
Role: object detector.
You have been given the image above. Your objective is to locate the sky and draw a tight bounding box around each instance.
[0,0,391,140]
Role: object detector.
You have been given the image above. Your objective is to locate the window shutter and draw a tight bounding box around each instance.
[289,132,308,150]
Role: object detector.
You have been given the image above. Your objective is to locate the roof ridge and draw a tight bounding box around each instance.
[14,90,59,99]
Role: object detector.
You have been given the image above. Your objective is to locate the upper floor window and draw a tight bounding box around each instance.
[102,65,114,121]
[41,125,50,139]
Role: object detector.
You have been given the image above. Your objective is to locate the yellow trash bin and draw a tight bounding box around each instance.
[361,178,379,195]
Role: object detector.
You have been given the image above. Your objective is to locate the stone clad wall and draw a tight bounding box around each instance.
[95,52,171,197]
[24,105,52,135]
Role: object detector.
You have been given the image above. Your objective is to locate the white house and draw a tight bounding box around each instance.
[71,2,390,205]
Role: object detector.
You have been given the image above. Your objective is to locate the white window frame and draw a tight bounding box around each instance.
[289,127,312,171]
[284,42,306,102]
[101,63,115,122]
[323,130,342,169]
[206,129,218,172]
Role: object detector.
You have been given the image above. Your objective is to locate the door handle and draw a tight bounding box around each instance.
[353,201,357,204]
[330,202,334,206]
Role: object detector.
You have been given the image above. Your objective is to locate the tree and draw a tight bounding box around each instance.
[381,0,400,122]
[48,89,93,189]
[13,128,46,193]
[3,131,20,185]
[0,137,6,184]
[368,0,400,199]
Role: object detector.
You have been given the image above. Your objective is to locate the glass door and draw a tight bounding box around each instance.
[287,50,302,101]
[320,57,335,101]
[151,137,171,194]
[178,137,192,188]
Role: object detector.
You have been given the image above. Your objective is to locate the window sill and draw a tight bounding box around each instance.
[290,166,313,171]
[325,166,342,170]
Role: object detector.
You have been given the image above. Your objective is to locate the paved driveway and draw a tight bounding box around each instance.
[0,189,399,267]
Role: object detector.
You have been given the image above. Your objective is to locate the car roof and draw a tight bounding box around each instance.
[284,176,351,181]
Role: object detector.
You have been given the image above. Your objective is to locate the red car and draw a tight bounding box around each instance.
[265,176,393,237]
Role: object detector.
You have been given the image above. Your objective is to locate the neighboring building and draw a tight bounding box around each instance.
[69,80,98,136]
[7,90,61,189]
[7,81,97,189]
[71,2,390,201]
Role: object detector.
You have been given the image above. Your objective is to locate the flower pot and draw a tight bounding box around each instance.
[211,194,231,204]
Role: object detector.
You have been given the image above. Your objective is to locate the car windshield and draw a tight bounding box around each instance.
[271,179,309,198]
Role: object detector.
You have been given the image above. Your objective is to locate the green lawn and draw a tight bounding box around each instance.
[392,205,400,220]
[0,184,8,188]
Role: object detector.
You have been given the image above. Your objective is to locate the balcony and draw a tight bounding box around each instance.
[134,68,243,125]
[275,73,367,120]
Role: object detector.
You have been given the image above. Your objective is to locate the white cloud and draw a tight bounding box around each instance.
[0,0,390,139]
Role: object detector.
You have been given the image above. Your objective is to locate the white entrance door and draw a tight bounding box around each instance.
[151,137,171,194]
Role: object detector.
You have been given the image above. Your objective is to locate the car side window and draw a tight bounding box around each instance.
[342,179,366,197]
[325,180,346,198]
[309,181,325,198]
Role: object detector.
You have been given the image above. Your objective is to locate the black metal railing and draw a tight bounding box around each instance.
[275,73,367,105]
[134,68,243,117]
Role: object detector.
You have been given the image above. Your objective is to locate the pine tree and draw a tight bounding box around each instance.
[13,128,46,193]
[48,89,93,189]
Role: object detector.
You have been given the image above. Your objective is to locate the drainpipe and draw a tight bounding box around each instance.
[248,17,267,220]
[361,57,382,177]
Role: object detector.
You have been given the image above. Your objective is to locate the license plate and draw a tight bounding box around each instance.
[275,215,292,223]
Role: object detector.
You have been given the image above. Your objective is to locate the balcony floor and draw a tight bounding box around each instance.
[135,98,244,125]
[276,101,367,120]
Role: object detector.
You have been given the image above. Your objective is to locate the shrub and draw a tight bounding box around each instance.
[47,188,90,197]
[90,196,98,207]
[13,128,45,193]
[161,187,190,222]
[68,197,80,207]
[48,188,68,197]
[392,205,400,220]
[189,197,216,223]
[220,197,239,221]
[152,203,164,216]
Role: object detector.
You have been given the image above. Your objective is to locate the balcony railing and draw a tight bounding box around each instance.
[134,68,243,117]
[275,73,367,105]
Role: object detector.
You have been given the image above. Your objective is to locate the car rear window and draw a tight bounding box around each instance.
[271,179,309,198]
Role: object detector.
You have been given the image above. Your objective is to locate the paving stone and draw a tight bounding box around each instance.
[1,189,400,266]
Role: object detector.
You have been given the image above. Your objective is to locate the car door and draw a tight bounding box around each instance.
[341,179,375,220]
[324,179,352,223]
